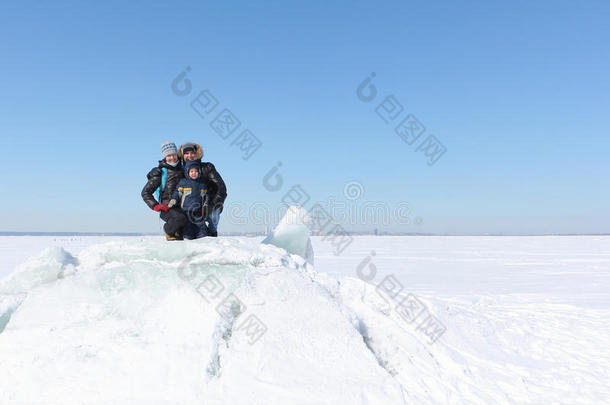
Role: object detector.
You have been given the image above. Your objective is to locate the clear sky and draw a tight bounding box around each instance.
[1,0,609,234]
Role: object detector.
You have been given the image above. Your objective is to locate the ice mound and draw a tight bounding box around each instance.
[0,211,407,404]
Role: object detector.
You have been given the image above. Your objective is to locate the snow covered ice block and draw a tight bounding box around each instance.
[262,205,315,265]
[0,246,78,294]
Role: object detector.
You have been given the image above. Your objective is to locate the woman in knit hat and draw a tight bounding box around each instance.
[141,141,188,240]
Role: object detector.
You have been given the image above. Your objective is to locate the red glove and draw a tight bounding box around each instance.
[153,203,169,212]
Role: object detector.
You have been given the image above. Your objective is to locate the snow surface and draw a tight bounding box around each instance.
[0,231,609,404]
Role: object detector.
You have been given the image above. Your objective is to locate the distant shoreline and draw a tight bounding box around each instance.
[0,232,608,237]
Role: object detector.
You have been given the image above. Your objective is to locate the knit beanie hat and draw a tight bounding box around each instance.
[161,141,178,157]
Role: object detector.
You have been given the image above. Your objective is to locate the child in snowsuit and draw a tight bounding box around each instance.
[168,160,209,239]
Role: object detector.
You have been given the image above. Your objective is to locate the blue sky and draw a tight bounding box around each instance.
[1,0,608,234]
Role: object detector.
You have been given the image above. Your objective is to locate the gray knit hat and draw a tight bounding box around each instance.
[161,141,178,157]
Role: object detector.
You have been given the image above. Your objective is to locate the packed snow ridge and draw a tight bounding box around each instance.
[0,207,403,404]
[1,207,609,404]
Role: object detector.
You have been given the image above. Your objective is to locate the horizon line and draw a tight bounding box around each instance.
[1,232,609,237]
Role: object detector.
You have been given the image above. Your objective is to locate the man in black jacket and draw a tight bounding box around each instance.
[178,142,227,237]
[141,141,187,240]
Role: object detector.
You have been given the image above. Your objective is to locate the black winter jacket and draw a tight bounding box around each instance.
[141,160,185,210]
[199,162,227,212]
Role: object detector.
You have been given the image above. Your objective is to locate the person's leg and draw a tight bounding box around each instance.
[160,208,187,237]
[195,222,209,239]
[182,221,197,240]
[205,208,221,237]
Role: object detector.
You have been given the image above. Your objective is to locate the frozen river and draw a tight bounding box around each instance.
[0,235,608,404]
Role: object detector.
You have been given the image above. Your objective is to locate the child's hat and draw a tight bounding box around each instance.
[185,160,201,175]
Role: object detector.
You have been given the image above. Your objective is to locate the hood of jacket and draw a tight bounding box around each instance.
[178,142,203,161]
[184,160,201,179]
